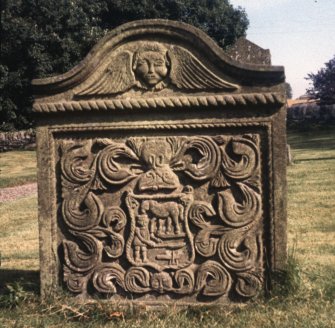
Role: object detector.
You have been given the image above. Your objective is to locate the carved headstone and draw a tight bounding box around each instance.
[33,20,287,305]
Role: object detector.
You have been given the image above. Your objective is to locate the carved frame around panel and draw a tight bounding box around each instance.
[37,120,276,304]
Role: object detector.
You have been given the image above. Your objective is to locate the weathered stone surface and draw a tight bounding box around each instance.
[33,20,287,305]
[226,37,271,65]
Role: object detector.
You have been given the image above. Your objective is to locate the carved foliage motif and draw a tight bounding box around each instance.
[59,133,263,300]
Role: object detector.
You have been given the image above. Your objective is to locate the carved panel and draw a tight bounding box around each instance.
[58,132,264,301]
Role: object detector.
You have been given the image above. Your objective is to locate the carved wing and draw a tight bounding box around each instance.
[76,51,135,96]
[169,46,239,91]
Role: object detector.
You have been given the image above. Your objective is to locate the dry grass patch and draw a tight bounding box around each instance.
[0,196,39,270]
[0,150,37,187]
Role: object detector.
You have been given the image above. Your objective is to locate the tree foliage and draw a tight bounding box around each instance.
[306,55,335,104]
[0,0,248,130]
[284,82,293,99]
[1,0,108,130]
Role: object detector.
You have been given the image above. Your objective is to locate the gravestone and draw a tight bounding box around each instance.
[33,20,287,305]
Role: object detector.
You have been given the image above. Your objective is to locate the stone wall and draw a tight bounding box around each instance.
[287,103,335,126]
[0,129,36,152]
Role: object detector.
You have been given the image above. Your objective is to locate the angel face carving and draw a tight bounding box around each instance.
[76,42,239,96]
[133,44,170,88]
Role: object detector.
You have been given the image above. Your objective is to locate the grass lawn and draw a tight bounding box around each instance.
[0,129,334,327]
[0,150,37,188]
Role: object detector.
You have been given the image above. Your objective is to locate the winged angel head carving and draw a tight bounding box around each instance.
[76,42,239,96]
[132,43,170,89]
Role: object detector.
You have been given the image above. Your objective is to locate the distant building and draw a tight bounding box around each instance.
[287,94,318,107]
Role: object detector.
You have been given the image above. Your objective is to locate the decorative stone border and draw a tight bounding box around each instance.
[33,93,285,113]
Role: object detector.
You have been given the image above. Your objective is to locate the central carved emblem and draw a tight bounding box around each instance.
[126,190,194,271]
[60,134,264,300]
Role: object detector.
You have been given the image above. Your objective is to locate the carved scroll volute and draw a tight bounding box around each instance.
[63,266,90,294]
[220,137,259,181]
[235,272,263,298]
[171,137,221,181]
[174,269,195,294]
[218,182,262,228]
[125,267,151,293]
[189,201,226,257]
[195,260,232,296]
[88,207,127,259]
[63,232,102,273]
[62,188,103,231]
[92,263,126,294]
[218,230,263,273]
[61,141,103,231]
[97,142,140,185]
[61,141,94,185]
[101,207,126,258]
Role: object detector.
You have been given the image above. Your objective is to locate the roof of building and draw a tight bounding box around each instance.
[287,94,319,107]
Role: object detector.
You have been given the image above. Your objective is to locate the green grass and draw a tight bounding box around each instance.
[0,129,335,327]
[0,150,37,187]
[287,129,335,273]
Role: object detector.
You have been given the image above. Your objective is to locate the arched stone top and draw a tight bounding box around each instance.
[33,19,285,111]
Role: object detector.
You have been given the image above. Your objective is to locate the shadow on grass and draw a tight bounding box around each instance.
[287,128,335,151]
[0,269,39,294]
[294,156,335,162]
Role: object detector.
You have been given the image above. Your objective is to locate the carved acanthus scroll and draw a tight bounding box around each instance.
[60,133,264,300]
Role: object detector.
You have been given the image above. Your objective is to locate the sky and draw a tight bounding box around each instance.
[230,0,335,98]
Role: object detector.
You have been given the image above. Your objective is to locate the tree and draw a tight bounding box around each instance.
[104,0,249,48]
[306,55,335,104]
[284,82,293,99]
[0,0,108,130]
[1,0,248,130]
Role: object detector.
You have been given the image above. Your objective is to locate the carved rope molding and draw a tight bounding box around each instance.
[33,92,285,113]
